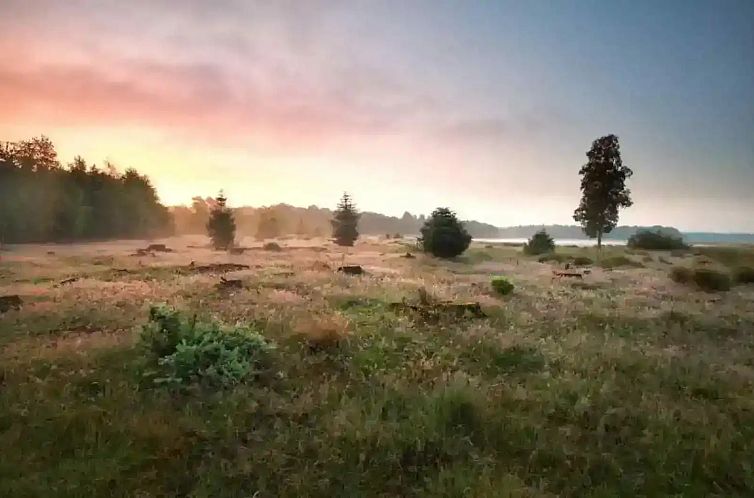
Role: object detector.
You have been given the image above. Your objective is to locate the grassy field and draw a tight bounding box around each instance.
[1,236,753,497]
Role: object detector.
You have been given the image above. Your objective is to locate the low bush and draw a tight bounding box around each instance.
[598,256,644,269]
[141,305,273,387]
[670,267,731,291]
[572,256,593,266]
[292,312,350,349]
[263,241,282,251]
[692,268,731,292]
[490,277,514,295]
[628,230,688,250]
[670,266,693,284]
[523,230,555,255]
[694,246,754,268]
[734,266,754,284]
[538,253,567,264]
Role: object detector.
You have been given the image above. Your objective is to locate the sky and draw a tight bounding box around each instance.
[1,0,752,232]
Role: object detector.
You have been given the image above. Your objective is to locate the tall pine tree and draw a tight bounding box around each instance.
[573,135,633,249]
[206,191,236,250]
[331,192,360,246]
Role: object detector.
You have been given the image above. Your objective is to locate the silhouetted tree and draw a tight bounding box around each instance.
[420,207,471,258]
[0,136,171,243]
[206,191,236,250]
[573,135,633,249]
[331,192,360,246]
[523,229,555,255]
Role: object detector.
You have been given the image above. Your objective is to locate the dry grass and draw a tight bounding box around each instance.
[1,236,754,496]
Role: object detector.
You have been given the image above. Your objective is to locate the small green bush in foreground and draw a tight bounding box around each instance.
[141,305,273,387]
[490,277,514,295]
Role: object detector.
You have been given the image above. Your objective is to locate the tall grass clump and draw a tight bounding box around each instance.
[141,305,273,387]
[538,253,567,264]
[572,255,594,266]
[670,267,731,292]
[734,266,754,284]
[628,230,688,250]
[670,266,693,284]
[598,255,643,269]
[692,268,731,292]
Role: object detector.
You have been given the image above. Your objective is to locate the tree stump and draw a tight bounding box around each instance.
[337,265,363,275]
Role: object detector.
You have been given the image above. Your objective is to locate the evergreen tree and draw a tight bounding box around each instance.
[206,191,236,250]
[331,192,360,246]
[573,135,633,249]
[420,207,471,258]
[523,229,555,255]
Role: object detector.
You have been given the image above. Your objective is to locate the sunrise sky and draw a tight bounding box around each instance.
[1,1,752,231]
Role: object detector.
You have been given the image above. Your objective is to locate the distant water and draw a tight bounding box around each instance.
[474,238,627,247]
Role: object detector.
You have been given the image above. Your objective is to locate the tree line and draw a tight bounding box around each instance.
[0,136,172,244]
[2,133,636,256]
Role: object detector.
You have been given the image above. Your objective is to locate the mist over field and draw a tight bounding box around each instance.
[1,1,753,496]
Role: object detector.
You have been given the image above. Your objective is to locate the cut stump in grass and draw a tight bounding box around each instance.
[146,244,173,252]
[216,277,244,290]
[337,265,364,275]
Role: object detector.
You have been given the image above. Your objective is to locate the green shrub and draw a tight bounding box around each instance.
[141,305,273,387]
[572,256,593,266]
[141,305,184,357]
[206,192,236,250]
[692,268,731,292]
[523,230,555,255]
[670,266,693,284]
[598,255,643,269]
[628,230,688,250]
[734,266,754,284]
[420,208,472,258]
[490,277,514,295]
[263,241,282,251]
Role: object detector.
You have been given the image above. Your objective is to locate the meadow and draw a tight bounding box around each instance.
[1,236,753,497]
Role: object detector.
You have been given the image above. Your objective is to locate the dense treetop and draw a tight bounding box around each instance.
[0,136,172,244]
